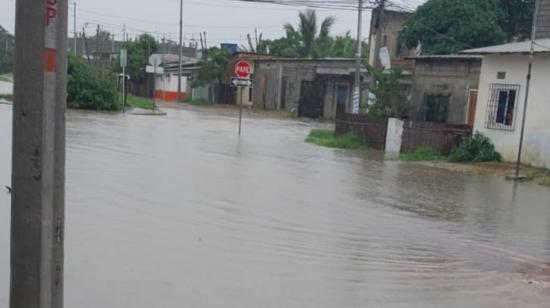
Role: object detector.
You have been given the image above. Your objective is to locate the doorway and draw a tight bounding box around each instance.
[298,81,325,118]
[336,85,349,114]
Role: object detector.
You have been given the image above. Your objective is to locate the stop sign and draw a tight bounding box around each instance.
[235,61,252,79]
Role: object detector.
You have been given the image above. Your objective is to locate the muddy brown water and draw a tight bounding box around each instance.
[1,104,550,307]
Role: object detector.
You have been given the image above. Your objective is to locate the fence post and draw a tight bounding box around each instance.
[385,118,404,159]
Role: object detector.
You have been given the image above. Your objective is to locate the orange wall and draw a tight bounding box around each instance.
[154,90,187,102]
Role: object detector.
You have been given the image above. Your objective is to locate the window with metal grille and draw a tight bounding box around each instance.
[485,84,520,131]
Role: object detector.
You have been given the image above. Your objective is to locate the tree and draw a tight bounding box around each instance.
[192,47,231,88]
[0,25,14,74]
[283,9,335,58]
[499,0,535,41]
[68,55,120,111]
[256,10,367,59]
[366,66,408,118]
[257,36,300,57]
[115,34,159,83]
[400,0,506,54]
[329,32,368,58]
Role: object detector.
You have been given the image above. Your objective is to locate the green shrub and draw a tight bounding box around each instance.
[68,55,120,111]
[306,129,367,149]
[449,132,501,162]
[400,148,446,161]
[0,93,13,102]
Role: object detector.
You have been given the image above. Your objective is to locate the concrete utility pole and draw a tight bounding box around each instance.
[515,0,540,177]
[177,0,183,102]
[73,1,77,55]
[11,0,67,307]
[374,0,386,70]
[352,0,365,114]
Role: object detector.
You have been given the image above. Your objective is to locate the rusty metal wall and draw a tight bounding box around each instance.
[335,112,388,150]
[335,112,473,154]
[401,120,472,155]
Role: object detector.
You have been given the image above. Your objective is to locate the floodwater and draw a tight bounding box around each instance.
[1,104,550,307]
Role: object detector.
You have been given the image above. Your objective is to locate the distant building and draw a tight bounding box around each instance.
[69,35,197,65]
[537,0,550,39]
[151,54,198,101]
[462,39,550,168]
[221,52,282,106]
[408,55,482,125]
[252,59,364,119]
[68,35,124,67]
[221,43,238,55]
[368,8,416,71]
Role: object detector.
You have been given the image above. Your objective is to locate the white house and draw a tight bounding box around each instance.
[462,39,550,168]
[148,54,197,101]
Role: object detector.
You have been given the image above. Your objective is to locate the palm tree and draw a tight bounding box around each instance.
[283,10,335,58]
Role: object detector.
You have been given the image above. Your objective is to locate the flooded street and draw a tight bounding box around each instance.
[1,104,550,307]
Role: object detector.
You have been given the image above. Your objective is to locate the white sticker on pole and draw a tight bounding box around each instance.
[120,49,128,68]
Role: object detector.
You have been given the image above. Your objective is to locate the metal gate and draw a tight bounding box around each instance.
[298,80,325,118]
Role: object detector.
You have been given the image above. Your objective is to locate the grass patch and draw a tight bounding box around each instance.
[0,75,12,82]
[124,94,156,110]
[400,148,446,162]
[306,129,367,149]
[0,93,13,102]
[183,97,210,106]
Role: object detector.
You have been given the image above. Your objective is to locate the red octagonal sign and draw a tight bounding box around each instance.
[235,61,252,79]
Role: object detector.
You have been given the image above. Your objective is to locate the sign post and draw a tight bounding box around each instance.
[120,49,128,112]
[233,61,252,136]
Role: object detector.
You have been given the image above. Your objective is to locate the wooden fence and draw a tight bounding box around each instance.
[335,112,388,149]
[335,112,473,154]
[401,120,473,155]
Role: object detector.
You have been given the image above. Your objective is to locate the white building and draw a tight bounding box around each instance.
[462,39,550,168]
[149,54,197,101]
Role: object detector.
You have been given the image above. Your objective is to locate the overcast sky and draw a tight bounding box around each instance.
[0,0,426,46]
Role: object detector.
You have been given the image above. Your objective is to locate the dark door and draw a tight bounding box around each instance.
[280,77,287,110]
[298,81,325,118]
[336,85,349,114]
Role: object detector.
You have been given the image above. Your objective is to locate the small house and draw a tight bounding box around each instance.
[252,59,362,119]
[408,55,482,124]
[462,39,550,168]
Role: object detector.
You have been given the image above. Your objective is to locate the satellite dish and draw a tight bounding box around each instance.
[149,54,164,66]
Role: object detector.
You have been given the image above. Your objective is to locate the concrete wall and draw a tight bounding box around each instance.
[474,53,550,168]
[537,0,550,39]
[253,60,355,117]
[410,58,481,124]
[154,73,188,101]
[385,118,404,159]
[368,9,415,69]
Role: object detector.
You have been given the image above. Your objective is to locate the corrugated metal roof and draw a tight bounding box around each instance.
[407,55,482,59]
[461,39,550,54]
[257,58,355,62]
[406,55,482,61]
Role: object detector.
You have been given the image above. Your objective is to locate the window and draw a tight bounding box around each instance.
[485,84,520,130]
